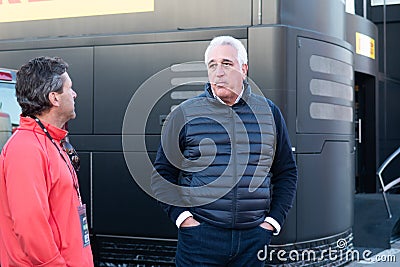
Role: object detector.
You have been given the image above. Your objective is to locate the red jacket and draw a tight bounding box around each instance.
[0,117,94,266]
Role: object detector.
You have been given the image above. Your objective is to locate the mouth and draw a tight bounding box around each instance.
[211,82,227,88]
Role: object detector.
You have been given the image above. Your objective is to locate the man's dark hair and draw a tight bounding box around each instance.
[16,56,69,117]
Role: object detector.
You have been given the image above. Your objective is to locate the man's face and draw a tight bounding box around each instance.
[207,44,248,105]
[56,72,77,121]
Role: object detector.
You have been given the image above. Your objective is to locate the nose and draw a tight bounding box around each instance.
[215,64,225,77]
[72,89,77,99]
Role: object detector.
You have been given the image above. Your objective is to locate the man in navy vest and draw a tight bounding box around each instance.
[152,36,298,266]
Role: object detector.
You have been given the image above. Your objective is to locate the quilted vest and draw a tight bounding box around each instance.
[176,84,276,229]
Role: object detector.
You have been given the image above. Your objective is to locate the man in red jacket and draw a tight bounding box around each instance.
[0,56,94,266]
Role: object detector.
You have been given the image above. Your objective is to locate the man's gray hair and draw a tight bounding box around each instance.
[204,36,248,67]
[16,56,68,117]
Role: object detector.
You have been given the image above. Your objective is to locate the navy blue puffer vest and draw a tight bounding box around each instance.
[169,84,276,229]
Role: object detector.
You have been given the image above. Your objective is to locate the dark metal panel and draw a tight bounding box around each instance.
[92,152,177,238]
[379,79,400,185]
[261,0,280,25]
[297,37,354,135]
[71,135,161,153]
[0,28,248,51]
[297,134,355,154]
[376,23,400,79]
[384,80,400,140]
[296,141,354,241]
[93,41,207,134]
[76,152,92,227]
[71,135,122,152]
[94,38,246,135]
[270,193,297,245]
[372,22,400,82]
[248,26,288,97]
[248,26,297,146]
[370,4,400,23]
[279,0,346,40]
[0,47,94,134]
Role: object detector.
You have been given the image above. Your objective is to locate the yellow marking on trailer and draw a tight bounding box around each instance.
[0,0,154,23]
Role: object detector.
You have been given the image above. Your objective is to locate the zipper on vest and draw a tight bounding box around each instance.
[230,107,238,228]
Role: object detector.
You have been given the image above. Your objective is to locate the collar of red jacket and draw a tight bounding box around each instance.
[18,116,68,141]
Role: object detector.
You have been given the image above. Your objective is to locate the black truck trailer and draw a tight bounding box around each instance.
[0,0,380,266]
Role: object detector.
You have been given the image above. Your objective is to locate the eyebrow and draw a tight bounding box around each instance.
[207,58,234,65]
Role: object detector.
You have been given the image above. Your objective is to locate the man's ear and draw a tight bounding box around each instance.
[48,92,60,107]
[242,64,248,80]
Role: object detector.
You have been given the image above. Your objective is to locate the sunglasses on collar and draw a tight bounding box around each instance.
[61,139,80,172]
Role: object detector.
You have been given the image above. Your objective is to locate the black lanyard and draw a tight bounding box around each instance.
[32,116,82,205]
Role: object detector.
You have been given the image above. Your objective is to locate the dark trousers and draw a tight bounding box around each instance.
[175,221,273,267]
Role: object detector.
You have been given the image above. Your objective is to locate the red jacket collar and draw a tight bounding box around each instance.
[18,116,68,141]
